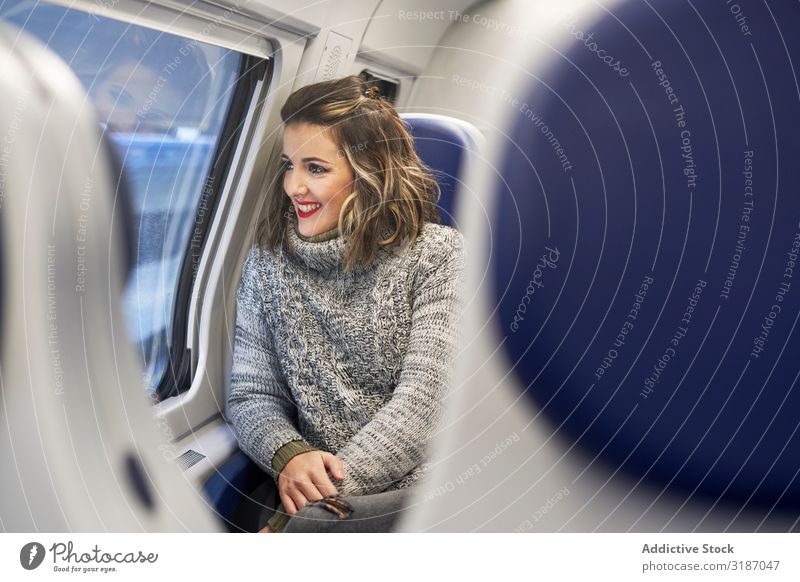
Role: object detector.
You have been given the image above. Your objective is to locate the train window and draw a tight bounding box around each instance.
[1,1,261,397]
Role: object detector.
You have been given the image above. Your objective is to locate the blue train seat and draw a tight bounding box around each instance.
[400,113,483,228]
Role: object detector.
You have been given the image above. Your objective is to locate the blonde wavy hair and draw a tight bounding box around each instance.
[256,75,440,271]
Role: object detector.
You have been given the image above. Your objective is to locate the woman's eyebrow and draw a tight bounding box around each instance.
[281,154,331,164]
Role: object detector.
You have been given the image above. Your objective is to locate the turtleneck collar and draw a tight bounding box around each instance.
[284,218,347,272]
[296,225,340,243]
[283,216,404,273]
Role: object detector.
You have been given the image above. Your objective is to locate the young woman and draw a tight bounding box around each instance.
[228,75,464,533]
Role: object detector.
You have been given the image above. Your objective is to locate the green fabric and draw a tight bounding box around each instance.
[266,505,290,533]
[271,439,318,475]
[295,225,340,243]
[266,439,317,533]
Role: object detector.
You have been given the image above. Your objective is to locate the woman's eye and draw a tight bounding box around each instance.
[309,164,327,175]
[282,160,293,171]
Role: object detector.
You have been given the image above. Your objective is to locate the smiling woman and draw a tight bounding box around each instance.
[259,75,444,270]
[228,75,464,533]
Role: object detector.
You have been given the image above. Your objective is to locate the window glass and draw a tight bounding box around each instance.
[1,1,244,393]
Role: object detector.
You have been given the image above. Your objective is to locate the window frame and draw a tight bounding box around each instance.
[141,21,309,442]
[153,54,272,400]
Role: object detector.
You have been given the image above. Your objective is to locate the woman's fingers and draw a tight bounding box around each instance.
[321,452,345,481]
[278,450,345,517]
[284,476,322,513]
[281,492,298,516]
[312,468,339,497]
[286,488,309,515]
[297,477,324,504]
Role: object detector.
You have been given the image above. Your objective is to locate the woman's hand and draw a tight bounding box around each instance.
[278,451,345,515]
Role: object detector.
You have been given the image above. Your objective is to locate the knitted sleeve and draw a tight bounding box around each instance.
[227,246,305,478]
[334,228,465,496]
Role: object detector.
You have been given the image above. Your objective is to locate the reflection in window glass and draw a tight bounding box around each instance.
[2,1,243,393]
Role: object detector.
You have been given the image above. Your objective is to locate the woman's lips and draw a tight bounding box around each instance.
[295,200,322,218]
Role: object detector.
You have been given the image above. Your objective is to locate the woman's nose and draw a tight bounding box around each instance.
[286,173,308,198]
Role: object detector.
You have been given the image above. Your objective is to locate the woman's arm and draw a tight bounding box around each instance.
[230,247,346,523]
[228,246,307,477]
[334,228,465,496]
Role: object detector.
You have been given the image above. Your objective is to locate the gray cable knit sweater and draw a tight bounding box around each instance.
[228,219,464,499]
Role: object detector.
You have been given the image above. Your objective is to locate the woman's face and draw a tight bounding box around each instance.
[282,122,354,238]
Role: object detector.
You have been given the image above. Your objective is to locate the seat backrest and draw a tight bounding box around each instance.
[406,0,800,532]
[400,113,483,228]
[488,0,800,511]
[0,21,217,531]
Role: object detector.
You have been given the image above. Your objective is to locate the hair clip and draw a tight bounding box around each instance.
[364,85,380,99]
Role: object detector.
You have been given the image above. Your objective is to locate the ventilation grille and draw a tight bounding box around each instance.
[316,31,351,82]
[176,449,206,471]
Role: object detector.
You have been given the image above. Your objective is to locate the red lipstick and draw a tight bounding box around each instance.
[295,200,322,219]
